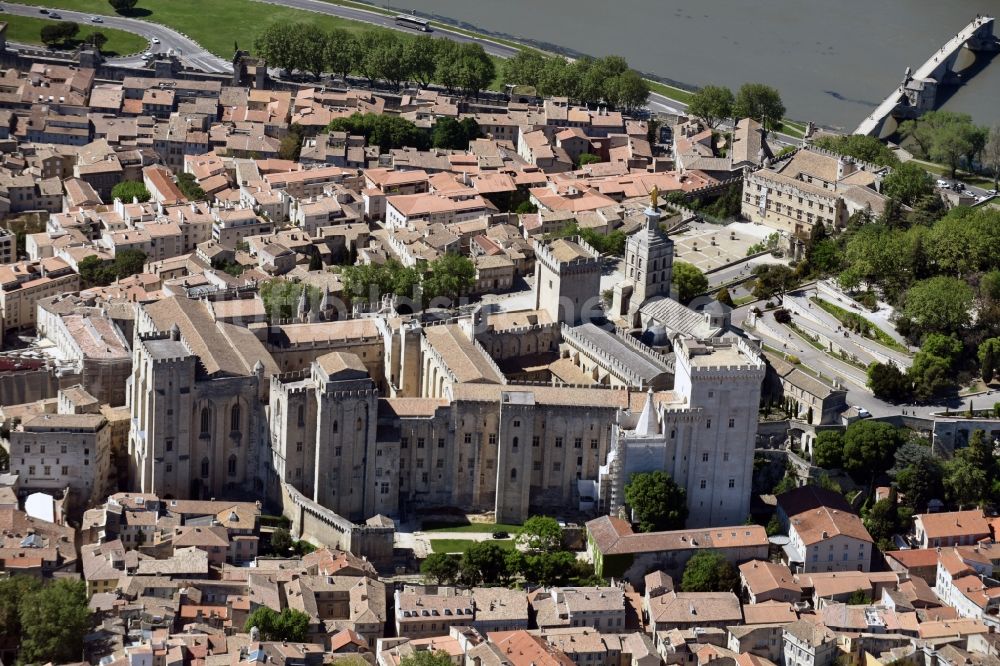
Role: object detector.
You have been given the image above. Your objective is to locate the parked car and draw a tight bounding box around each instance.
[855,406,871,418]
[91,16,103,22]
[935,179,950,188]
[39,8,49,13]
[49,12,61,18]
[492,531,509,539]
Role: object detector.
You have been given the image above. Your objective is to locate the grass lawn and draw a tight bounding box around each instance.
[10,0,393,57]
[908,158,994,189]
[810,297,909,354]
[422,521,521,533]
[430,538,515,553]
[647,80,694,105]
[3,14,147,56]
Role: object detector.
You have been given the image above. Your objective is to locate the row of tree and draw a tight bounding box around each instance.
[254,24,496,97]
[78,249,148,288]
[420,516,600,587]
[338,254,476,308]
[899,110,997,181]
[500,51,650,112]
[685,82,786,132]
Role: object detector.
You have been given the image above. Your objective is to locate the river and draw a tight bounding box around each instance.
[393,0,999,130]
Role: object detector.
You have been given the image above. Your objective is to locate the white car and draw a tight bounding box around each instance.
[91,16,102,22]
[855,406,871,418]
[935,179,949,188]
[151,37,160,44]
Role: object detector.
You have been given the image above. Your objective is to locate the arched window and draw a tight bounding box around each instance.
[228,455,238,476]
[512,436,519,450]
[510,468,517,481]
[200,407,210,435]
[200,458,209,478]
[356,417,363,432]
[297,405,305,427]
[230,404,241,432]
[333,420,339,434]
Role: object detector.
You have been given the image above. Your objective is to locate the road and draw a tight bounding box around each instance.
[1,0,723,120]
[2,2,232,71]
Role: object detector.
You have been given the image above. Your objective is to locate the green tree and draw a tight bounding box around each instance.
[87,31,108,51]
[454,43,496,98]
[432,117,471,150]
[108,0,137,12]
[680,550,740,593]
[881,162,933,205]
[502,50,547,88]
[687,85,734,129]
[403,35,439,87]
[813,430,845,469]
[324,29,358,81]
[460,541,508,585]
[259,279,321,321]
[578,153,602,167]
[908,350,957,401]
[294,24,328,78]
[111,180,150,203]
[177,172,205,200]
[846,589,873,605]
[672,261,708,304]
[733,83,786,133]
[41,21,79,48]
[866,362,911,402]
[244,607,310,642]
[863,494,902,551]
[624,470,688,532]
[18,579,90,665]
[420,552,460,585]
[254,21,299,73]
[365,30,406,90]
[716,287,734,307]
[895,455,944,513]
[0,576,41,654]
[842,420,905,486]
[945,443,991,509]
[521,550,578,586]
[607,69,649,112]
[515,201,538,214]
[516,516,562,552]
[922,333,962,365]
[752,264,796,302]
[423,253,475,304]
[327,112,428,153]
[984,124,1000,191]
[902,276,973,337]
[270,527,293,552]
[400,651,455,666]
[932,121,976,180]
[812,135,899,167]
[979,338,1000,383]
[279,123,306,161]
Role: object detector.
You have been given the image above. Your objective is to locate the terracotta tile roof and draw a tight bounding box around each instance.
[586,515,768,556]
[916,509,991,541]
[739,560,802,597]
[788,506,872,546]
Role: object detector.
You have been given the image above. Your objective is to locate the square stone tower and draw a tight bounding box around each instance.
[612,204,674,326]
[533,236,603,326]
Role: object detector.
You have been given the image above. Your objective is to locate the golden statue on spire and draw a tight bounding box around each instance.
[649,185,659,210]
